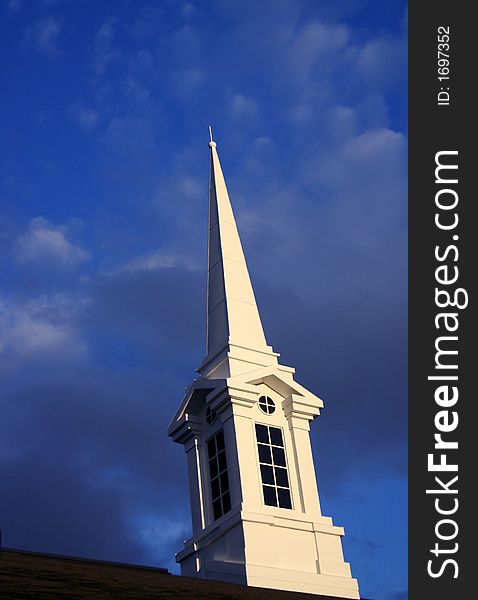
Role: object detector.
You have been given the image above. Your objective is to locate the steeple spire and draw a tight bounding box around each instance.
[201,132,270,376]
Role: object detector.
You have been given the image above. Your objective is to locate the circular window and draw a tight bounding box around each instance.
[258,395,275,414]
[205,405,216,425]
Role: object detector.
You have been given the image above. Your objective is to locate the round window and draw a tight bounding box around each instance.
[258,395,275,414]
[205,405,216,425]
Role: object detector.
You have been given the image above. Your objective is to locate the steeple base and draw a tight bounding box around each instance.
[176,508,360,599]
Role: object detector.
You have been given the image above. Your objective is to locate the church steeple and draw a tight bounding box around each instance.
[168,132,360,599]
[199,132,278,379]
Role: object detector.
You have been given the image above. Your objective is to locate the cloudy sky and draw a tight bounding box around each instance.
[1,1,407,599]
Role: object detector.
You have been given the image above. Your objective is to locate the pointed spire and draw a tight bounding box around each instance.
[203,131,269,372]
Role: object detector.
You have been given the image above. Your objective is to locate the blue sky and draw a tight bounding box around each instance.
[0,2,407,599]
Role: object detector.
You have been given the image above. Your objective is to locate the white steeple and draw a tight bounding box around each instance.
[168,132,360,599]
[199,131,278,380]
[205,134,267,357]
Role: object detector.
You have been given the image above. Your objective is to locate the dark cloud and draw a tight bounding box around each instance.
[87,267,205,362]
[1,458,147,563]
[256,275,407,485]
[1,1,407,597]
[1,368,191,570]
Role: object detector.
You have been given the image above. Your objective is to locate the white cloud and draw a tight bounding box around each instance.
[0,294,88,363]
[130,5,164,40]
[133,513,189,562]
[229,94,259,120]
[326,106,358,141]
[93,18,121,75]
[113,250,199,275]
[70,101,99,130]
[339,128,406,169]
[14,217,90,268]
[171,67,205,97]
[8,0,22,12]
[286,21,350,84]
[176,175,202,201]
[290,102,315,124]
[23,16,62,56]
[181,3,195,19]
[128,49,154,72]
[356,35,407,89]
[123,78,150,104]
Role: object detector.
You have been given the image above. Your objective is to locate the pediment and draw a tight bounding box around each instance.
[167,378,226,437]
[227,366,324,409]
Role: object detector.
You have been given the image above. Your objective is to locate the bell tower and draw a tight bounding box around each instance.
[168,132,360,599]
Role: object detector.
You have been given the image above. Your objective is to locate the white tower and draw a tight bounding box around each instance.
[168,133,360,599]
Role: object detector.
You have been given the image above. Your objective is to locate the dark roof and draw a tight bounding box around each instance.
[0,549,362,599]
